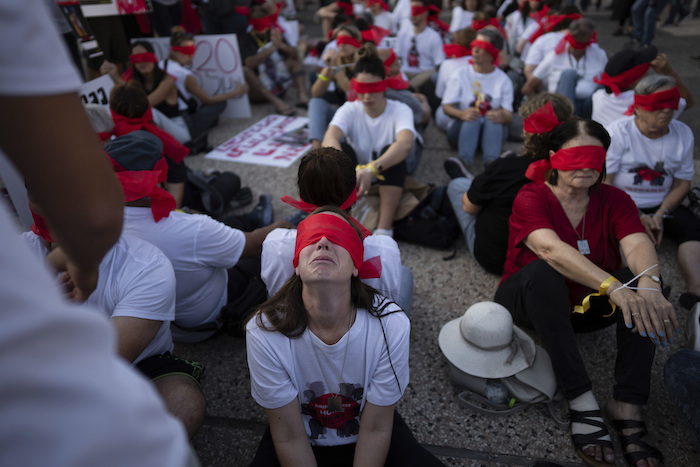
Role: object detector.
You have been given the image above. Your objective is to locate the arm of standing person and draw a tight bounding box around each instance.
[266,399,317,467]
[185,74,248,105]
[353,402,394,467]
[0,93,124,296]
[651,53,695,109]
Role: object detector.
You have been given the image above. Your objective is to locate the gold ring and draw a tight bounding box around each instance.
[663,319,671,323]
[631,312,639,317]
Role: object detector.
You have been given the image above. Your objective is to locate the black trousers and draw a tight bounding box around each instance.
[249,411,445,466]
[341,143,407,188]
[494,259,656,404]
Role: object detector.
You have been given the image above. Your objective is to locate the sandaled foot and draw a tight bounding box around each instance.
[570,409,615,466]
[606,400,664,467]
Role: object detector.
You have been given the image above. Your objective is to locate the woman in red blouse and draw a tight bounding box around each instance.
[495,117,675,467]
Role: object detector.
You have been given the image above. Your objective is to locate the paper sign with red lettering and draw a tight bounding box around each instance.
[136,35,251,119]
[205,115,311,168]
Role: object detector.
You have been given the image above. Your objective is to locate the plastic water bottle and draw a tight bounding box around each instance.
[484,380,511,406]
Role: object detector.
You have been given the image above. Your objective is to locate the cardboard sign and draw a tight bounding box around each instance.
[79,0,151,17]
[205,115,311,168]
[79,74,114,107]
[137,35,251,119]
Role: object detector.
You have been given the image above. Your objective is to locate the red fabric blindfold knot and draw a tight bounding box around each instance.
[108,155,177,222]
[522,101,561,134]
[411,5,430,16]
[110,107,190,164]
[336,34,362,48]
[383,49,397,67]
[593,62,650,96]
[385,74,410,90]
[351,78,387,94]
[171,45,196,56]
[634,86,681,112]
[30,211,55,243]
[470,39,500,64]
[525,145,606,182]
[367,0,389,10]
[337,0,354,16]
[293,213,381,279]
[443,43,471,58]
[130,52,158,63]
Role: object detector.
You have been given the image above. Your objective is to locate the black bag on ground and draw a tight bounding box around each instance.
[393,186,460,250]
[183,167,241,217]
[220,259,268,338]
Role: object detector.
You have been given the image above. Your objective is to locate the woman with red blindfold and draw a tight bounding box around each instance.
[247,207,444,466]
[441,29,513,169]
[504,0,546,54]
[496,117,675,467]
[323,44,417,237]
[162,28,249,143]
[606,75,700,313]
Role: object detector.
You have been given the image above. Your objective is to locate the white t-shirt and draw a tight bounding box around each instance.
[440,63,514,128]
[261,227,403,301]
[517,21,541,61]
[161,58,195,103]
[329,99,416,165]
[392,0,412,30]
[524,31,565,67]
[435,56,471,131]
[246,300,410,446]
[122,207,246,336]
[533,44,608,99]
[371,10,397,34]
[606,116,695,209]
[20,233,176,364]
[591,89,687,127]
[395,26,445,73]
[0,2,192,466]
[449,7,475,32]
[504,10,536,54]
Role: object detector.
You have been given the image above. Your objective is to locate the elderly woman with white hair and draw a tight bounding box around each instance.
[605,74,700,311]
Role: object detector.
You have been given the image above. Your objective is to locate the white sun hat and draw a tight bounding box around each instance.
[438,301,536,379]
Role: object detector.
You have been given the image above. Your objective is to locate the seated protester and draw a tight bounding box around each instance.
[364,0,396,34]
[441,29,514,169]
[395,0,446,90]
[522,18,607,118]
[380,48,431,135]
[435,27,476,132]
[262,147,412,314]
[450,0,482,32]
[317,0,355,39]
[592,47,694,127]
[22,195,206,439]
[109,84,189,208]
[240,1,309,116]
[522,5,581,79]
[246,207,444,467]
[470,12,510,69]
[445,92,573,274]
[163,28,249,145]
[322,43,416,237]
[495,117,675,467]
[605,75,700,311]
[504,0,548,55]
[309,24,362,149]
[514,0,561,59]
[107,131,292,343]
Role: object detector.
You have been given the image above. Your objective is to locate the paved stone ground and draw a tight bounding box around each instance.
[175,5,700,467]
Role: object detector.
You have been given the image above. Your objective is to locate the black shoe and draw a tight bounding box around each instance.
[443,157,473,180]
[249,195,273,228]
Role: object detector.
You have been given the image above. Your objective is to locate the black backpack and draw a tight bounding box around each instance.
[393,186,460,250]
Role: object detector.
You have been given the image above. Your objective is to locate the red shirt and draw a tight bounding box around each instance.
[502,183,645,307]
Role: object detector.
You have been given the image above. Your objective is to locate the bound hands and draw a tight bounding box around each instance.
[607,281,678,346]
[270,28,284,51]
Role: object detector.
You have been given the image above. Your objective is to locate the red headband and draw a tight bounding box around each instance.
[593,62,650,96]
[30,210,54,243]
[555,32,594,54]
[249,15,273,32]
[443,43,471,58]
[411,5,431,16]
[337,0,354,16]
[360,29,376,44]
[367,0,389,10]
[337,34,362,48]
[634,86,680,112]
[525,146,606,182]
[108,155,176,222]
[281,191,372,239]
[130,52,158,63]
[522,101,561,134]
[171,45,196,56]
[470,39,500,65]
[351,78,387,94]
[110,108,189,165]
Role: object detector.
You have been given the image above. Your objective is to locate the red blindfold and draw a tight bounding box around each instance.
[171,45,196,56]
[351,78,387,94]
[525,146,606,182]
[336,34,362,48]
[367,0,389,10]
[594,62,650,96]
[443,43,471,58]
[634,86,680,112]
[130,52,158,63]
[522,101,562,134]
[337,0,354,16]
[470,39,500,65]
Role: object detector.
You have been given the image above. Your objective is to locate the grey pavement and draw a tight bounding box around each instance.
[180,5,700,467]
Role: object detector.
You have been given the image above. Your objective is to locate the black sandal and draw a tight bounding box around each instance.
[611,418,664,466]
[570,409,615,466]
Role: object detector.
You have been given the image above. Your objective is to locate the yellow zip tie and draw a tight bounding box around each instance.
[356,163,385,180]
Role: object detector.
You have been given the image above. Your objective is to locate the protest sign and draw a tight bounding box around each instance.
[79,0,151,17]
[138,35,251,118]
[79,74,114,107]
[205,115,311,168]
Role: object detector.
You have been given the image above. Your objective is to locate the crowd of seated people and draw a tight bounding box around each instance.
[5,1,700,466]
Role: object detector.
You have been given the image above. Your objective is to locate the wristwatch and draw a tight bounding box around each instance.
[641,274,661,284]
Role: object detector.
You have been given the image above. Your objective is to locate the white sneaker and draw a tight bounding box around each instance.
[687,303,700,352]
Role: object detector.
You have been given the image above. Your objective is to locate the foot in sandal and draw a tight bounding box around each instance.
[606,399,664,467]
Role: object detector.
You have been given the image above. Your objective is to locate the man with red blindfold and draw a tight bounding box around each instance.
[239,1,309,116]
[591,47,694,127]
[247,207,444,466]
[605,75,700,312]
[497,117,674,467]
[523,18,607,119]
[395,0,446,89]
[523,4,581,79]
